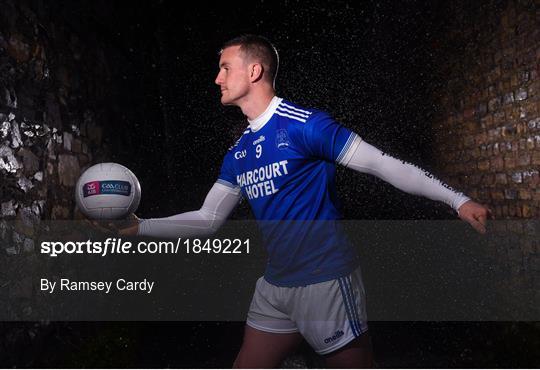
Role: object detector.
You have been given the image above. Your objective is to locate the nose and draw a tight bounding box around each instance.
[215,70,223,86]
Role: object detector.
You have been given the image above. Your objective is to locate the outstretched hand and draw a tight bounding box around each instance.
[99,213,140,236]
[457,200,493,234]
[75,209,140,236]
[117,213,140,236]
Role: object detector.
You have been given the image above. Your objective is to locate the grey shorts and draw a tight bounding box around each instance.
[246,266,368,355]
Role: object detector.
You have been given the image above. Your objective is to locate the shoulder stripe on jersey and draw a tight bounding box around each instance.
[336,132,357,163]
[276,105,310,118]
[243,129,250,134]
[275,111,307,123]
[280,102,313,115]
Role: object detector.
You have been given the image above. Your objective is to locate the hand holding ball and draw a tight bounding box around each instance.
[75,163,141,220]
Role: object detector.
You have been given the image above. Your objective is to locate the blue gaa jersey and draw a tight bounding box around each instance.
[218,97,360,287]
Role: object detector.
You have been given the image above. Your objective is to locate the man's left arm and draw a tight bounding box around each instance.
[339,135,493,233]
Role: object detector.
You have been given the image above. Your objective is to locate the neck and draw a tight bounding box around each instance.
[238,88,275,120]
[247,95,281,132]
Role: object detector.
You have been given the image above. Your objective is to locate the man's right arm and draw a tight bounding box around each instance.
[130,182,241,238]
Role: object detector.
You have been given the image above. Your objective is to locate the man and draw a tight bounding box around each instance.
[120,35,491,368]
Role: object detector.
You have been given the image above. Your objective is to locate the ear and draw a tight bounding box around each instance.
[249,63,264,83]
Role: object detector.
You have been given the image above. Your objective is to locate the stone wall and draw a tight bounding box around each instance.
[0,0,114,321]
[0,0,110,235]
[431,0,539,301]
[433,0,540,219]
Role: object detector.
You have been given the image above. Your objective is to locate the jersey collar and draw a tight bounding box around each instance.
[248,96,282,132]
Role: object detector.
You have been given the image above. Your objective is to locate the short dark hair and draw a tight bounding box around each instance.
[221,34,279,86]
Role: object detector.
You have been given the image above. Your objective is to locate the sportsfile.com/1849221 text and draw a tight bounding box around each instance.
[40,238,250,257]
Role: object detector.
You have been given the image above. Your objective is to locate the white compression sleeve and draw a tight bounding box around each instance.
[339,135,470,211]
[137,182,242,238]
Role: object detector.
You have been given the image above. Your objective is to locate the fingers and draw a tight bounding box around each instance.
[126,213,140,221]
[468,216,486,234]
[118,224,139,236]
[79,214,139,236]
[476,214,487,233]
[464,203,494,233]
[464,208,489,234]
[477,214,487,225]
[457,202,494,234]
[91,220,115,234]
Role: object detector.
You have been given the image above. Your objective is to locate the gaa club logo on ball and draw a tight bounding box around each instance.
[83,180,132,197]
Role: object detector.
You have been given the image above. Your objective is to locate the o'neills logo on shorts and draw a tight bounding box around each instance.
[83,180,131,197]
[324,330,344,344]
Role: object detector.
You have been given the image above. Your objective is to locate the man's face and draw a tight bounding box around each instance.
[215,45,251,106]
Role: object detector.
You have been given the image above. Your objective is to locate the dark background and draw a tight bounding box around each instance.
[2,0,539,367]
[88,0,455,220]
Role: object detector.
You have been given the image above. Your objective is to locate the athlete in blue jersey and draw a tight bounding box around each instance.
[218,99,363,287]
[120,35,491,368]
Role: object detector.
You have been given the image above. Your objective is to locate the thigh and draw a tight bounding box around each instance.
[324,331,373,368]
[233,324,304,369]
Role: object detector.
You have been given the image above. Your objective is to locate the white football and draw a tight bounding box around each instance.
[75,162,141,220]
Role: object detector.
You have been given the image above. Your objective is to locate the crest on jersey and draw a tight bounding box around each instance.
[276,129,290,149]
